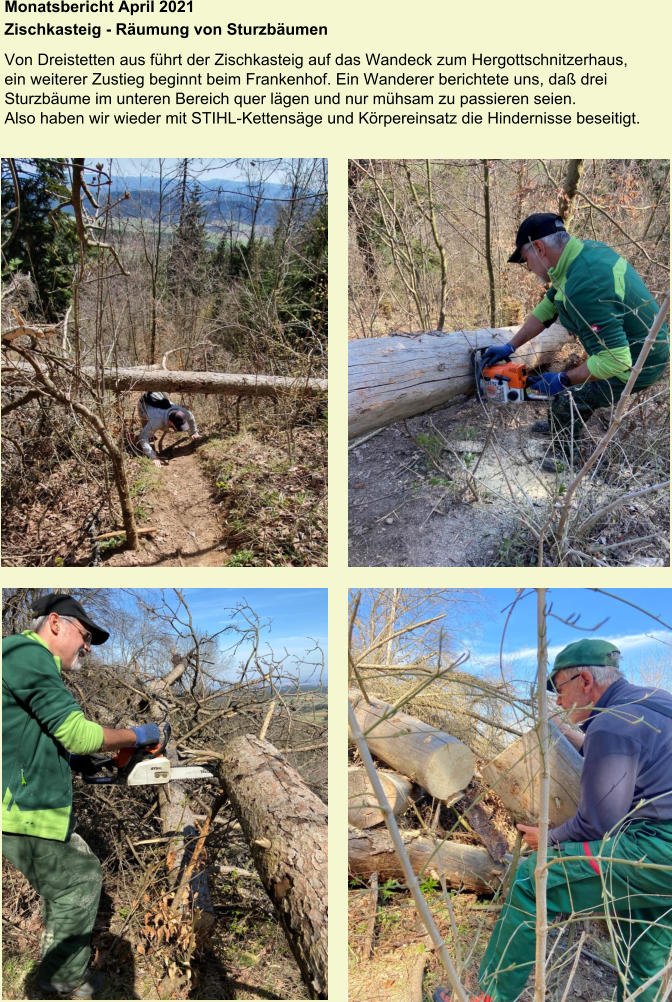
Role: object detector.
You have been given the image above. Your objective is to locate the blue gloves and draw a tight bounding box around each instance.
[131,723,161,747]
[528,371,571,396]
[481,342,514,367]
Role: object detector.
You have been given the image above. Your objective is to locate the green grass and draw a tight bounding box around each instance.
[225,549,256,567]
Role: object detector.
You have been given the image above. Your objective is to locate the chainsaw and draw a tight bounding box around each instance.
[80,723,214,787]
[471,347,551,405]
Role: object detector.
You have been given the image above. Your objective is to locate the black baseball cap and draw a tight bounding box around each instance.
[509,213,567,264]
[32,593,110,645]
[169,409,188,431]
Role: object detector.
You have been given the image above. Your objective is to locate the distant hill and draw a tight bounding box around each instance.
[107,176,320,230]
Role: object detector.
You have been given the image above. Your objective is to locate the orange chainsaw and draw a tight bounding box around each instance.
[79,723,214,786]
[472,348,550,404]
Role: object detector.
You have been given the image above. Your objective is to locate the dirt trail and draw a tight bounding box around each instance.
[104,445,229,566]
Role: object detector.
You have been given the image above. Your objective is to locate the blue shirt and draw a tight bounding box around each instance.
[549,678,672,845]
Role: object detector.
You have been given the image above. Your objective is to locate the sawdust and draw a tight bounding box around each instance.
[348,390,665,567]
[348,396,563,567]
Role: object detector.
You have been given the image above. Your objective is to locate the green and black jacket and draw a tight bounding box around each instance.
[532,236,669,386]
[2,631,103,841]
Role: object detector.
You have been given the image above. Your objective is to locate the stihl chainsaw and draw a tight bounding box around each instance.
[81,723,214,787]
[471,347,550,404]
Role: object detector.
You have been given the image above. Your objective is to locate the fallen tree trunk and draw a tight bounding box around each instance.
[349,827,506,894]
[349,689,474,801]
[348,765,415,828]
[219,735,328,999]
[348,322,571,438]
[2,362,327,398]
[481,723,583,828]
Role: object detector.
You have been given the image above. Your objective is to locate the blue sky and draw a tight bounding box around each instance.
[116,588,327,685]
[459,589,672,688]
[352,588,672,692]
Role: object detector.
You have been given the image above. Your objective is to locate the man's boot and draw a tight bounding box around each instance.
[39,970,105,999]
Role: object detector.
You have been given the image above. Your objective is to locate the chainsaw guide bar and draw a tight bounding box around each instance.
[126,755,215,786]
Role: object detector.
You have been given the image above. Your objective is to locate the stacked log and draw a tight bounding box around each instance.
[481,722,583,827]
[348,690,475,802]
[348,828,506,895]
[348,765,415,828]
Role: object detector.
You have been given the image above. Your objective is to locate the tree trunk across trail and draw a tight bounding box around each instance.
[348,322,571,438]
[2,362,327,398]
[348,689,474,802]
[218,735,328,1000]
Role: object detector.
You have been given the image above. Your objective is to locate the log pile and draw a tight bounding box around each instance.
[348,689,584,896]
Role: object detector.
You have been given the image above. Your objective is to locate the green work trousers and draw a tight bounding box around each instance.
[479,820,672,1002]
[3,830,102,987]
[549,369,665,462]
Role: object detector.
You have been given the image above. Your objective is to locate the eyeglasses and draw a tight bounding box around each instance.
[549,672,582,694]
[60,616,92,647]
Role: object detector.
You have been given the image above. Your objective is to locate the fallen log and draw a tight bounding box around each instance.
[481,723,583,828]
[348,765,415,828]
[219,735,328,999]
[349,690,474,801]
[349,827,506,894]
[1,362,327,398]
[348,322,571,438]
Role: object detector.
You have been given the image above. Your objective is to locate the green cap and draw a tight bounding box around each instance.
[547,638,621,690]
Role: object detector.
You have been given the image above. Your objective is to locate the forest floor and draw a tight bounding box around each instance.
[1,414,327,567]
[348,388,669,568]
[2,833,311,1001]
[104,439,230,567]
[348,883,619,1002]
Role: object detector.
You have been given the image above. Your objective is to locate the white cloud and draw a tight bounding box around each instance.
[474,630,672,672]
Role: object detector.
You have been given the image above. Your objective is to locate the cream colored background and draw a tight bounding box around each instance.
[2,0,671,997]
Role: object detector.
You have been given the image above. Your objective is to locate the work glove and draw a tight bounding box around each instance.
[528,371,571,396]
[481,342,514,367]
[131,723,161,747]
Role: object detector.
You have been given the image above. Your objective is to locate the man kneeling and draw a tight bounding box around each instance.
[136,391,201,468]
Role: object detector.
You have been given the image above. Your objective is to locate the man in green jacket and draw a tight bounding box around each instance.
[2,593,162,999]
[481,213,669,472]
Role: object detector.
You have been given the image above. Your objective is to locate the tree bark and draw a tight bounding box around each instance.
[481,723,583,828]
[348,322,571,438]
[348,827,506,894]
[2,362,327,398]
[558,159,584,227]
[348,765,415,829]
[349,690,474,801]
[219,735,328,999]
[482,160,497,327]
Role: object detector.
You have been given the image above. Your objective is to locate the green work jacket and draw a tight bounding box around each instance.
[532,236,669,385]
[2,631,103,841]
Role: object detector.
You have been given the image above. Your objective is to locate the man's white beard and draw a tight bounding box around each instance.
[69,651,82,670]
